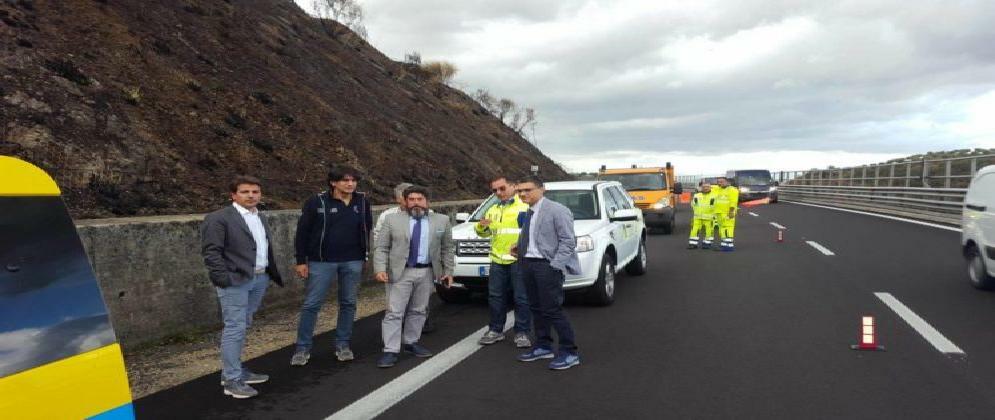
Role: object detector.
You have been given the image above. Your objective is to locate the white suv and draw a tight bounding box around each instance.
[963,165,995,289]
[443,180,648,306]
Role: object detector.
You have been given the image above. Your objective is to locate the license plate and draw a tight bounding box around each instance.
[479,265,489,277]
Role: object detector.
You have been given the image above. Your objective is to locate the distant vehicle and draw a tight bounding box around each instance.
[962,165,995,289]
[725,169,779,203]
[598,163,682,234]
[0,157,135,419]
[450,180,648,306]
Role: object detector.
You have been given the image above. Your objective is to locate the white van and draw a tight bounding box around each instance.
[962,165,995,289]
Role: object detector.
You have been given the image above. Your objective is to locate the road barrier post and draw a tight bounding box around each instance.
[850,316,885,351]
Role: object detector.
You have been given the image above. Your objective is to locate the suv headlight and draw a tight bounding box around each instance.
[739,186,749,193]
[651,197,670,210]
[576,235,594,252]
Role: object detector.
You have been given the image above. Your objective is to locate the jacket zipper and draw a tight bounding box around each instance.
[319,192,327,262]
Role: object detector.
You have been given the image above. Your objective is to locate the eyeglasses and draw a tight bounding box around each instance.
[515,188,535,194]
[491,185,508,193]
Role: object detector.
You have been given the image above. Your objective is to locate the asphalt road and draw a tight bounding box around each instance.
[136,202,995,419]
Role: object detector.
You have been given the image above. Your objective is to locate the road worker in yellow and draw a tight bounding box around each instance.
[688,181,717,249]
[474,176,533,348]
[713,177,740,252]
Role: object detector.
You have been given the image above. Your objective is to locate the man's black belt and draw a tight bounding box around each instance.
[406,263,431,268]
[523,257,548,262]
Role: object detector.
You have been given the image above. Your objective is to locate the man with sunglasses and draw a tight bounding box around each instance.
[475,176,532,347]
[511,177,582,370]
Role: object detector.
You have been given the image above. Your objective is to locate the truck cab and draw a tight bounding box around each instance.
[598,163,681,234]
[725,169,779,203]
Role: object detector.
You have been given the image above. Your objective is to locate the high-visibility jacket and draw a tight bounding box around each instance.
[691,191,717,220]
[713,185,739,215]
[474,196,530,264]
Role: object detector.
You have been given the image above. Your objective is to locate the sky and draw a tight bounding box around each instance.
[296,1,995,175]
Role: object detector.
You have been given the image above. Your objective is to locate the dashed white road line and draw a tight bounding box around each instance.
[783,201,962,233]
[806,240,835,256]
[769,222,787,229]
[326,313,515,420]
[748,212,759,217]
[874,292,965,355]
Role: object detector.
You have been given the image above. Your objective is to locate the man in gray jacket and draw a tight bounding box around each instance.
[511,176,582,370]
[373,185,454,368]
[201,175,283,398]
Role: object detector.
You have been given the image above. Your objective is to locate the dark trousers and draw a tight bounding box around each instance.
[521,258,578,354]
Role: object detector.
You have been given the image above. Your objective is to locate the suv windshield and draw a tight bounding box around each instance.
[732,170,772,186]
[599,173,667,191]
[468,190,600,221]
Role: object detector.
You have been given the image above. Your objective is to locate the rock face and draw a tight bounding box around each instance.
[0,0,567,218]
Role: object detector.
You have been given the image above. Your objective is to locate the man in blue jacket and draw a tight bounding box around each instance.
[290,166,373,366]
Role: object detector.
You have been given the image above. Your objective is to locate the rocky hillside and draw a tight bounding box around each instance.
[0,0,567,218]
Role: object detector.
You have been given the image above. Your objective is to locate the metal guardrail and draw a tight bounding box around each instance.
[777,185,966,225]
[676,153,994,226]
[775,154,993,226]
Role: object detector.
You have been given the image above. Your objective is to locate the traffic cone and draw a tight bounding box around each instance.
[776,230,784,243]
[850,316,885,351]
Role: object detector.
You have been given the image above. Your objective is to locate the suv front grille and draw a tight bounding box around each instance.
[457,239,490,256]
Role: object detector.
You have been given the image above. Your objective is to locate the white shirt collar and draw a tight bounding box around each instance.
[232,202,258,215]
[530,197,546,212]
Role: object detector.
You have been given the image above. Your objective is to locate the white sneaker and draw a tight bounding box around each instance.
[478,330,505,345]
[514,333,532,348]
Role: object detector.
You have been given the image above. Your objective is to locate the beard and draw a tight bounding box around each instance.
[407,206,427,219]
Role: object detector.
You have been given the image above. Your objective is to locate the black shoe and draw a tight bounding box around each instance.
[377,352,399,368]
[403,343,434,358]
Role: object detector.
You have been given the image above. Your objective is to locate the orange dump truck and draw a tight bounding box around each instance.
[598,163,682,234]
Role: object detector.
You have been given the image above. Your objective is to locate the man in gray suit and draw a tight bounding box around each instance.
[201,175,283,399]
[373,185,454,368]
[512,176,582,370]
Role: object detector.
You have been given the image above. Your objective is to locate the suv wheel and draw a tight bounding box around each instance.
[586,255,616,306]
[625,240,647,276]
[436,283,470,303]
[967,246,995,290]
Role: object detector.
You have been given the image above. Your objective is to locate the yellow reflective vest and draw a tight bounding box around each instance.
[713,185,739,215]
[691,190,717,220]
[474,196,530,264]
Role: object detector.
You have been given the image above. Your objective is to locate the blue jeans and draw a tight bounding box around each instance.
[295,260,364,351]
[521,259,577,354]
[488,262,531,333]
[216,273,270,382]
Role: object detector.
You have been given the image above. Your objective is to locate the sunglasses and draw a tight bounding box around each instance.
[491,185,509,193]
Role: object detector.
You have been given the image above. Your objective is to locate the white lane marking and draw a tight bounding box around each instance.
[806,241,835,256]
[874,292,965,355]
[749,212,759,217]
[770,222,787,229]
[327,313,515,420]
[784,200,962,233]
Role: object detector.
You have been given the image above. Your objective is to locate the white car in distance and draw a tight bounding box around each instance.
[443,180,648,306]
[963,165,995,289]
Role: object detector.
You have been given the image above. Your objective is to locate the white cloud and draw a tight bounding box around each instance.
[299,0,995,172]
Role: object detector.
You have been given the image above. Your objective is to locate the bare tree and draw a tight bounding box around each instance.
[313,0,368,39]
[497,98,515,123]
[472,88,497,113]
[420,61,458,85]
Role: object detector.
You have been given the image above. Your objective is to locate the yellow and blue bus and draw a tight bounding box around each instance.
[0,156,134,419]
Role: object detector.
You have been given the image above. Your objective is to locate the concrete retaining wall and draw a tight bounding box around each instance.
[75,200,483,349]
